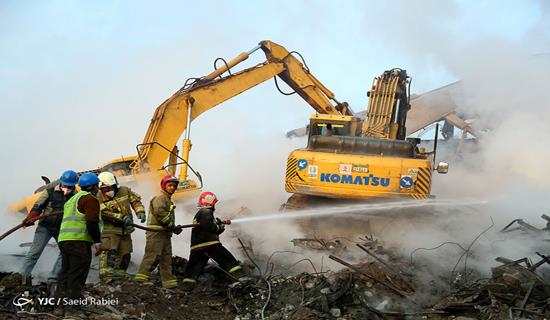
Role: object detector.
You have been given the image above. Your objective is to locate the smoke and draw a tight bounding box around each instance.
[215,1,550,279]
[348,0,550,285]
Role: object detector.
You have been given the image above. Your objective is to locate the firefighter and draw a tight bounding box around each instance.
[55,172,102,316]
[134,175,180,289]
[97,171,146,282]
[20,170,79,286]
[181,191,243,289]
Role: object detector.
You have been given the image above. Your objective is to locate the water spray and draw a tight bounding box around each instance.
[230,198,488,224]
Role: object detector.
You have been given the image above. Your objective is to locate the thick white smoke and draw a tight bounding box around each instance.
[352,0,550,280]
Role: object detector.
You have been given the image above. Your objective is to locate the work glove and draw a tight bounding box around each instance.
[216,217,231,225]
[93,243,106,256]
[137,212,146,224]
[172,225,183,235]
[215,218,226,232]
[122,215,133,227]
[125,225,135,234]
[22,211,41,227]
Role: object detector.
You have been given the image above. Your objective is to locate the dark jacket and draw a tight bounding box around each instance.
[190,207,224,250]
[31,185,75,236]
[77,193,101,243]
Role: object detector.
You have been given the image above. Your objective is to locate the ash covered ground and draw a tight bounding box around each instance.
[3,203,550,319]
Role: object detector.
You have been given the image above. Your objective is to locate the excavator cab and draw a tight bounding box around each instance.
[99,156,136,178]
[307,114,363,138]
[101,151,202,201]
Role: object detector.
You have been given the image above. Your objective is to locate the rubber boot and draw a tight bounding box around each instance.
[47,281,58,298]
[21,275,32,286]
[181,278,196,291]
[162,277,178,289]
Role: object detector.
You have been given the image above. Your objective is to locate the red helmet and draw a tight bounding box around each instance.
[161,175,179,191]
[198,191,218,207]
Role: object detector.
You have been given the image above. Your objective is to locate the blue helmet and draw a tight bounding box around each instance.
[78,172,100,188]
[59,170,79,186]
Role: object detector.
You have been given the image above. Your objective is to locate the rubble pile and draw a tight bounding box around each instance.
[0,271,235,320]
[3,230,550,319]
[290,238,347,254]
[86,279,233,320]
[226,236,439,319]
[229,268,428,320]
[226,234,550,319]
[435,255,550,319]
[4,257,550,319]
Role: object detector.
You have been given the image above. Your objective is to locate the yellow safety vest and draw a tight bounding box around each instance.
[58,191,93,243]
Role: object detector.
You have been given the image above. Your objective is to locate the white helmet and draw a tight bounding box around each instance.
[98,172,118,188]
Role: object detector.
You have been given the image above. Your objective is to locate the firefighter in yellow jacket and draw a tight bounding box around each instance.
[97,172,146,282]
[134,175,181,289]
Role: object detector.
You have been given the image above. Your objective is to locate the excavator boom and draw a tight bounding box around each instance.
[133,40,351,177]
[134,62,286,175]
[361,69,410,140]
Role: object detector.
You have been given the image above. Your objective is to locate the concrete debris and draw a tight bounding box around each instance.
[501,214,550,234]
[3,230,550,319]
[291,238,346,253]
[431,253,550,319]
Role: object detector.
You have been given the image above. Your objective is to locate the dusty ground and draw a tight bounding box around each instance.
[3,209,550,319]
[2,230,550,320]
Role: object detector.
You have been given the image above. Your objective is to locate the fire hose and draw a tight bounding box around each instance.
[0,215,200,242]
[131,219,230,232]
[0,212,57,242]
[1,214,230,242]
[92,222,201,256]
[130,222,199,232]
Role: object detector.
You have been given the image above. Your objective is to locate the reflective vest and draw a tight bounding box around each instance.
[58,191,93,243]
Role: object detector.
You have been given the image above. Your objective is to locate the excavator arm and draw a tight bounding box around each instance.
[133,40,351,181]
[7,40,352,214]
[134,62,286,176]
[259,41,353,116]
[361,69,410,140]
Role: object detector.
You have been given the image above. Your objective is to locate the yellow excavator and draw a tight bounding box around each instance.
[283,69,450,208]
[9,40,447,214]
